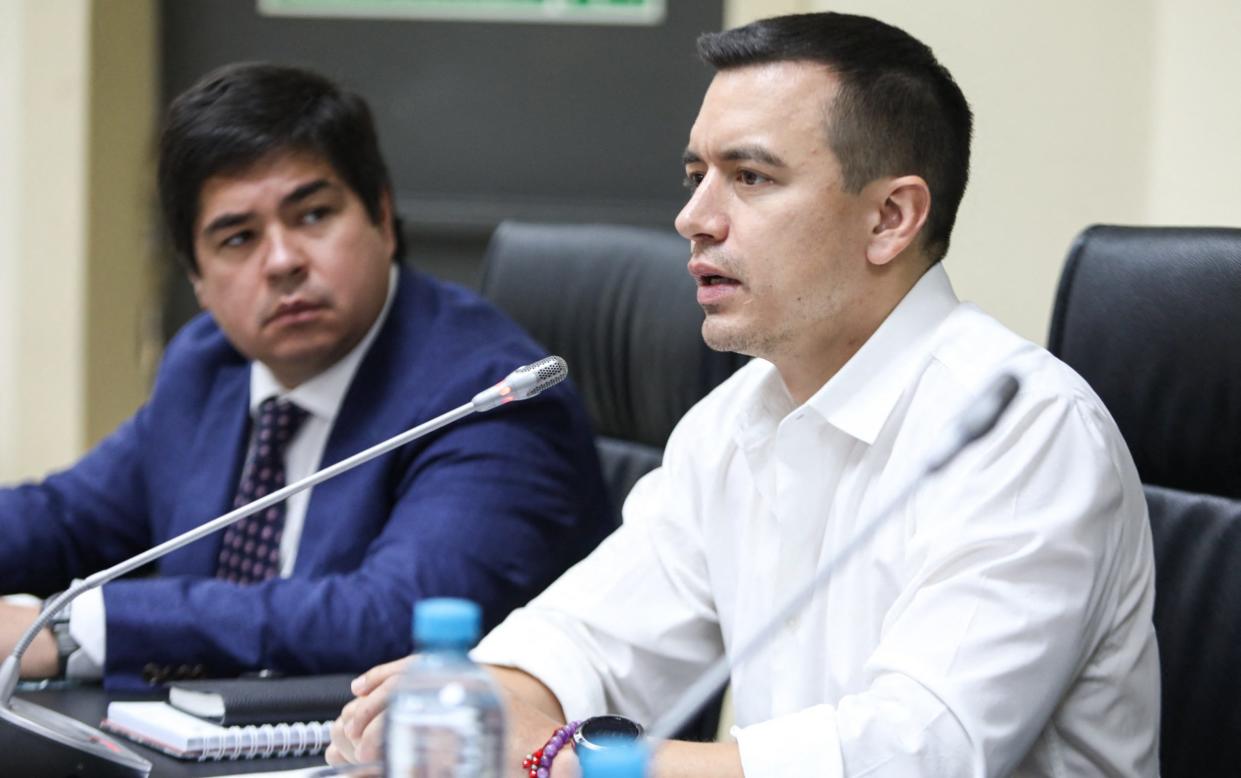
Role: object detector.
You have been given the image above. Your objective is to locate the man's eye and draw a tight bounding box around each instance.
[301,206,331,225]
[221,230,252,249]
[682,172,704,191]
[738,170,769,186]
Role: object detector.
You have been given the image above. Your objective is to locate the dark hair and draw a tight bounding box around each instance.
[698,13,972,263]
[158,62,403,273]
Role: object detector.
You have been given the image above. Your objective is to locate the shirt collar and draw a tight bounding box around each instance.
[249,264,399,423]
[806,263,959,444]
[735,263,959,449]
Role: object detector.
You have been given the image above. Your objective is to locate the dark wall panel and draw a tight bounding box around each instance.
[160,0,723,337]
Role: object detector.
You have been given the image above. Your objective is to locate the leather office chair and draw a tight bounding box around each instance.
[479,221,748,741]
[1048,224,1241,777]
[479,220,749,527]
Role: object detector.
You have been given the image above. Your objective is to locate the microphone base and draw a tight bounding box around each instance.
[0,697,151,777]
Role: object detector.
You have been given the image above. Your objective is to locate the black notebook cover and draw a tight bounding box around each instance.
[167,673,355,726]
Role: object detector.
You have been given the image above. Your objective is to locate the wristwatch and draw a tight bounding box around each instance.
[572,715,644,752]
[42,594,80,676]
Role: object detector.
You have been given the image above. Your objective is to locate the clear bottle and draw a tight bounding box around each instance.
[385,598,506,778]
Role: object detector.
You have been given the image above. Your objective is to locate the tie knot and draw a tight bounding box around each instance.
[256,397,310,448]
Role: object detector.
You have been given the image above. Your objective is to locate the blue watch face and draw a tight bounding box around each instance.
[575,716,644,751]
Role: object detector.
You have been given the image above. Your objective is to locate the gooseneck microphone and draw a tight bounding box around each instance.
[471,356,570,411]
[0,356,568,777]
[648,372,1021,742]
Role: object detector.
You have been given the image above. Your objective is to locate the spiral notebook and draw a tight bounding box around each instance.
[102,701,332,761]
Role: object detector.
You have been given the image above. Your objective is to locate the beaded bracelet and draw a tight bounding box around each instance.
[522,720,582,778]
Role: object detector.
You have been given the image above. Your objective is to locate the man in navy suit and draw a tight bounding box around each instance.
[0,63,611,690]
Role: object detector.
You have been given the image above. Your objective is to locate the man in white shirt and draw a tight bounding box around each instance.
[330,12,1159,776]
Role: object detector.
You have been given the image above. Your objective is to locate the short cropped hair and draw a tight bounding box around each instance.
[698,13,972,263]
[158,62,403,273]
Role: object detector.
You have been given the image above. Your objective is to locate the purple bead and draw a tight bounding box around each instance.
[547,744,559,757]
[537,769,549,778]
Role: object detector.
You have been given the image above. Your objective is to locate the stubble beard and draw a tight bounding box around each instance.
[701,312,791,360]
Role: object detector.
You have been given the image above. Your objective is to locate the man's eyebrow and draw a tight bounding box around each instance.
[282,179,334,207]
[681,146,788,168]
[722,145,787,167]
[201,180,338,238]
[202,212,252,238]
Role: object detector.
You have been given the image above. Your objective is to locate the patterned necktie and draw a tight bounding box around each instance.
[216,397,310,584]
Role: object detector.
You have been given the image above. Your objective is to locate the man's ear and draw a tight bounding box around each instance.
[189,272,207,309]
[864,175,931,267]
[378,189,397,257]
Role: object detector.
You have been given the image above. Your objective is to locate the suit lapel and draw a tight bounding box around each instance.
[162,361,251,575]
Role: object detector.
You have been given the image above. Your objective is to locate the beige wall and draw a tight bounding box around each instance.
[0,2,91,481]
[0,0,156,482]
[0,5,18,480]
[84,1,160,447]
[1148,0,1241,224]
[724,0,1239,344]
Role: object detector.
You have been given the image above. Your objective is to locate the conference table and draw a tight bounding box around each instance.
[17,684,331,777]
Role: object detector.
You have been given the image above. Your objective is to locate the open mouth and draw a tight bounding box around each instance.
[700,274,740,286]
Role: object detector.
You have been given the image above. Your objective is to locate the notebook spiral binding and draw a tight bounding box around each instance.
[198,720,332,761]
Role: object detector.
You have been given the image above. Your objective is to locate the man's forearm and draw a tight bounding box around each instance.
[487,664,567,722]
[485,665,745,778]
[653,740,744,778]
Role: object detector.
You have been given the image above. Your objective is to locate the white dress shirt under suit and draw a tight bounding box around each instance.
[64,267,399,678]
[472,264,1159,776]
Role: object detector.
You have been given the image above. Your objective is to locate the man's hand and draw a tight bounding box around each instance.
[327,656,410,766]
[326,657,744,777]
[327,658,575,773]
[0,601,58,678]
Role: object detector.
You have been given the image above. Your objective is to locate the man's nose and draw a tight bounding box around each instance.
[264,227,308,281]
[675,173,729,246]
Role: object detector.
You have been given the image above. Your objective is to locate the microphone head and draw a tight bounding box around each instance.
[471,356,569,411]
[510,355,569,400]
[925,372,1021,473]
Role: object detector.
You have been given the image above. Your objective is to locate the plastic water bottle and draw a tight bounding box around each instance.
[579,740,650,778]
[385,598,506,777]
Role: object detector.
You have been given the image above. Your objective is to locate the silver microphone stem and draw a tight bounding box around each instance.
[0,356,568,777]
[0,398,477,704]
[647,373,1020,741]
[646,472,926,741]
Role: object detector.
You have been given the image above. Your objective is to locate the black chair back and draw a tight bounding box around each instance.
[1048,225,1241,498]
[1049,224,1241,776]
[480,221,748,525]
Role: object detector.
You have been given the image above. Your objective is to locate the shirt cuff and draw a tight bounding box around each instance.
[471,607,609,723]
[65,585,105,679]
[733,705,844,778]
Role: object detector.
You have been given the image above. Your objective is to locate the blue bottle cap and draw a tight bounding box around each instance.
[413,598,481,647]
[579,740,649,778]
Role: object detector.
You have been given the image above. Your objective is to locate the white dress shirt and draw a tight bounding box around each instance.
[65,266,399,678]
[471,264,1160,776]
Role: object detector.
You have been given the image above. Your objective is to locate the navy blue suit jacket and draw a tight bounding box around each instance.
[0,267,611,689]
